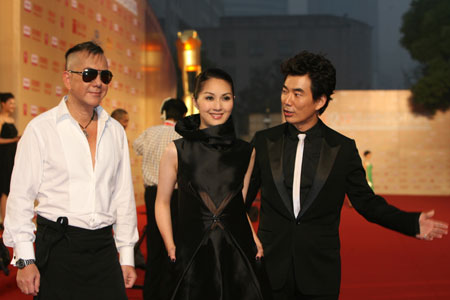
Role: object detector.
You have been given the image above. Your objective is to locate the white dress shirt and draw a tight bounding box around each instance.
[3,97,138,266]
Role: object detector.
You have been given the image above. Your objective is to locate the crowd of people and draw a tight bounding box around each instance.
[0,41,448,300]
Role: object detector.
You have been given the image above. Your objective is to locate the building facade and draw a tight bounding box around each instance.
[197,15,372,136]
[146,0,224,54]
[199,15,372,92]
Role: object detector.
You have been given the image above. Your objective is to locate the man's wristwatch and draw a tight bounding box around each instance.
[16,258,36,269]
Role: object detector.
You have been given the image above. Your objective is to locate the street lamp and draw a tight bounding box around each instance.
[176,30,201,115]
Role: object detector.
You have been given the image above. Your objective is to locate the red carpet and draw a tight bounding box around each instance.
[339,195,450,300]
[1,195,449,299]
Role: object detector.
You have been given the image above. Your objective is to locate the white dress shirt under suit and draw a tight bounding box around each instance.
[3,97,138,266]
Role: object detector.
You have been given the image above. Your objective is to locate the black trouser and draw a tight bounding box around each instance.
[35,215,126,300]
[143,186,178,300]
[272,262,338,300]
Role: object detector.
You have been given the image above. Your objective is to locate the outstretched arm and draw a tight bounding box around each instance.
[242,149,263,259]
[416,210,448,241]
[155,142,178,261]
[347,140,448,240]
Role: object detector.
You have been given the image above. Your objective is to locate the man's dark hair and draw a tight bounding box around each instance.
[0,93,14,104]
[161,98,188,121]
[193,68,234,99]
[281,51,336,115]
[64,41,104,70]
[111,108,128,121]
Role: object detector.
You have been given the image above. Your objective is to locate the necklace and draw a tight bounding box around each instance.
[79,110,96,138]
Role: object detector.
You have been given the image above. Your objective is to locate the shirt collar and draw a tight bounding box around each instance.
[164,120,176,127]
[56,95,109,123]
[286,119,324,140]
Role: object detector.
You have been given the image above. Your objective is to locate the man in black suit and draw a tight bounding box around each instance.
[246,51,448,300]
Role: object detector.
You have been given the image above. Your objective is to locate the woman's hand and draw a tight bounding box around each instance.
[254,235,264,259]
[167,246,176,262]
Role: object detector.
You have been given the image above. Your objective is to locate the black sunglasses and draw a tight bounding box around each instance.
[68,68,113,84]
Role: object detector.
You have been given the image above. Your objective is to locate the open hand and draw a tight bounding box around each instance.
[416,210,448,241]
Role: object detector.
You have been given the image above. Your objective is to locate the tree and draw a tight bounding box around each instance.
[400,0,450,115]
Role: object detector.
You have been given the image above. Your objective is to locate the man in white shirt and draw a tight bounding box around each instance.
[133,98,186,300]
[3,41,138,299]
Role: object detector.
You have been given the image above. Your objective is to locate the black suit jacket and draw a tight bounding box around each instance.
[247,121,420,295]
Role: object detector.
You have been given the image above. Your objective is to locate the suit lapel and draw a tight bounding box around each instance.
[297,136,340,220]
[266,128,294,217]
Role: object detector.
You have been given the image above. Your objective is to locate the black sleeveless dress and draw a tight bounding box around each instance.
[165,114,272,300]
[0,122,18,195]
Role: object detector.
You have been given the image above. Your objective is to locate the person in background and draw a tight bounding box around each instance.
[246,50,448,300]
[133,97,187,300]
[363,150,374,190]
[112,108,129,130]
[0,92,20,231]
[3,41,138,299]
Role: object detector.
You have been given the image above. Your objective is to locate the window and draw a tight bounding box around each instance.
[277,40,293,57]
[249,40,264,57]
[221,40,236,58]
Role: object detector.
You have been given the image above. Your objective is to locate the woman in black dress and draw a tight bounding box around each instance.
[0,93,20,230]
[155,69,271,300]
